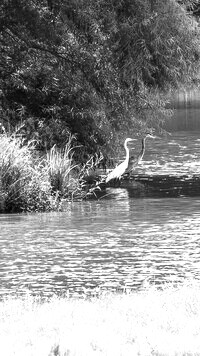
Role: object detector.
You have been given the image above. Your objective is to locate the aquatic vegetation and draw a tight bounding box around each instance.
[0,131,79,212]
[0,282,200,356]
[0,129,105,212]
[0,132,50,212]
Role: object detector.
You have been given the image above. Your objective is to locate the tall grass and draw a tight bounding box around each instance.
[45,139,77,198]
[0,133,48,212]
[1,282,200,356]
[0,132,78,212]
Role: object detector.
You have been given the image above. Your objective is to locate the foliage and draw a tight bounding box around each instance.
[98,0,200,133]
[1,0,200,158]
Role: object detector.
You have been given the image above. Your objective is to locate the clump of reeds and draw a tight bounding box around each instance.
[0,126,106,212]
[0,130,78,212]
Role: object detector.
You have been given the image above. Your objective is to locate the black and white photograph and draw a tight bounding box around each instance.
[1,1,200,355]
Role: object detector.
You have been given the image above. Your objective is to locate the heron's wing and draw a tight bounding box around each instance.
[105,161,127,183]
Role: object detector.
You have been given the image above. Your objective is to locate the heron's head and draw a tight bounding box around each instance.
[123,137,135,149]
[146,133,156,138]
[144,129,157,139]
[125,137,134,143]
[124,137,135,146]
[137,127,157,139]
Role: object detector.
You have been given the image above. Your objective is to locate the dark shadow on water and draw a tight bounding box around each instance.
[87,178,200,200]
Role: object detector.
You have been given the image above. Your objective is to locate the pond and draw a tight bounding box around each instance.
[1,128,200,299]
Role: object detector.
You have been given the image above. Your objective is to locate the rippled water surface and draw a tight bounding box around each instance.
[1,130,200,298]
[131,130,200,175]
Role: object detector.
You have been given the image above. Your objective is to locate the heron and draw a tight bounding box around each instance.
[105,138,135,183]
[125,132,156,175]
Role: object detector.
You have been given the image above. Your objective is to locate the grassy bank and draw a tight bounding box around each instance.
[1,282,200,356]
[0,132,85,212]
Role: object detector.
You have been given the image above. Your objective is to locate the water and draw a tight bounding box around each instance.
[1,122,200,298]
[129,130,200,176]
[0,195,200,298]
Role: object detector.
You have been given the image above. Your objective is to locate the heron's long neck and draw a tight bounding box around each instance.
[138,137,146,161]
[124,142,130,163]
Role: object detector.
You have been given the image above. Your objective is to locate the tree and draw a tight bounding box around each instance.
[0,0,200,159]
[97,0,200,132]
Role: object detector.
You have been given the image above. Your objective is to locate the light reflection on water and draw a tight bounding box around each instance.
[0,195,200,298]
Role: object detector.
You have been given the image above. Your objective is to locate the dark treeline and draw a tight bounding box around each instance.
[1,0,200,161]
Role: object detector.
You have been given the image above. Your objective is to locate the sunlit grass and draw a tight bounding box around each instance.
[1,282,200,356]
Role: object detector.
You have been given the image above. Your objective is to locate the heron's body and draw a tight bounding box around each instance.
[105,138,134,183]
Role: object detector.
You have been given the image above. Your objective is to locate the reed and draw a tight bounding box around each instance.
[0,282,200,356]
